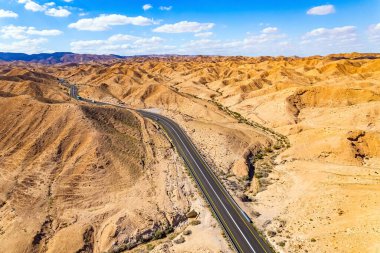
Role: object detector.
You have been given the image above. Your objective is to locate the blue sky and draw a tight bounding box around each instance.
[0,0,379,56]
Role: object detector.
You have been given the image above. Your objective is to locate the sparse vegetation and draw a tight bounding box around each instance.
[174,236,185,244]
[146,244,155,251]
[189,220,201,226]
[265,147,273,153]
[251,211,261,217]
[186,210,198,218]
[255,153,264,160]
[208,100,290,151]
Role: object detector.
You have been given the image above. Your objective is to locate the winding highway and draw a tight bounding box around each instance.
[64,80,273,253]
[138,110,273,253]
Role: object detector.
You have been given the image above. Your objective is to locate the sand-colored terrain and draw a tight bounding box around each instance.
[1,53,379,253]
[47,53,380,253]
[0,66,231,253]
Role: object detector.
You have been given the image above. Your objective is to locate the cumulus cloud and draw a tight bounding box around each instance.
[0,9,18,18]
[307,4,335,15]
[261,27,278,34]
[368,23,380,43]
[194,32,213,38]
[300,26,361,54]
[17,0,71,17]
[153,21,214,33]
[45,7,71,17]
[68,14,156,31]
[142,4,152,11]
[243,28,286,46]
[27,27,63,36]
[159,6,172,11]
[178,27,288,55]
[70,34,168,55]
[18,0,52,12]
[303,26,357,42]
[108,34,141,42]
[0,38,48,53]
[0,25,62,39]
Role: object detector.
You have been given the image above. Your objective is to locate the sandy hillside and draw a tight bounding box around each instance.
[0,66,231,253]
[47,53,380,253]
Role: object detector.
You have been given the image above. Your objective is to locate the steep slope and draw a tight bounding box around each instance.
[49,54,380,253]
[0,67,231,253]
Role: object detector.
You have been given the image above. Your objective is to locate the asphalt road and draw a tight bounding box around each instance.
[138,110,273,253]
[70,85,78,98]
[63,80,273,253]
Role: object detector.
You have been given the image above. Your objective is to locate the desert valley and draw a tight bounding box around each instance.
[0,52,379,253]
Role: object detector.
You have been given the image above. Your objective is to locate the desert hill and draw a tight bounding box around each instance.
[47,53,380,253]
[0,53,379,253]
[0,67,230,253]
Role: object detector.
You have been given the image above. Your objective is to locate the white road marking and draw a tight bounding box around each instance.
[157,115,257,253]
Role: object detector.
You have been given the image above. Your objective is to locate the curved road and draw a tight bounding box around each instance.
[138,110,273,253]
[64,81,273,253]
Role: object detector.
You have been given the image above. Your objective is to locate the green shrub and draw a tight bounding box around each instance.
[255,153,264,160]
[146,244,155,251]
[174,236,185,244]
[190,220,201,226]
[265,147,273,153]
[153,230,164,240]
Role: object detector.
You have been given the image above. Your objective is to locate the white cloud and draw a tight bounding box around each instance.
[195,32,213,38]
[0,38,48,53]
[23,0,46,12]
[261,27,278,34]
[300,26,361,54]
[45,7,71,17]
[135,36,164,45]
[178,27,288,55]
[63,0,73,2]
[159,6,172,11]
[278,41,290,46]
[108,34,141,42]
[303,26,356,41]
[68,14,156,31]
[142,4,152,11]
[0,25,62,39]
[243,29,286,46]
[153,21,214,33]
[27,27,63,36]
[307,4,335,15]
[70,34,166,54]
[17,0,71,17]
[369,23,380,43]
[0,9,18,18]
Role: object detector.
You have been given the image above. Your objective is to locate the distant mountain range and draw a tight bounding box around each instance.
[0,52,126,64]
[0,52,202,64]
